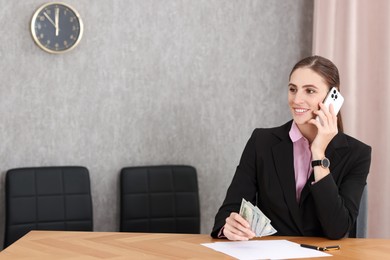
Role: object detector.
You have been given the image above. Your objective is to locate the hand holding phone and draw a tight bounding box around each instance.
[316,87,344,123]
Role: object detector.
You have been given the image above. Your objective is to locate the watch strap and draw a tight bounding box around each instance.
[311,160,322,167]
[311,157,330,168]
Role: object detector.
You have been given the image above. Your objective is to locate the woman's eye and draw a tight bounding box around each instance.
[289,87,296,93]
[307,89,315,94]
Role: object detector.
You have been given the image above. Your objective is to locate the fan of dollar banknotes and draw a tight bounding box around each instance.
[239,198,277,237]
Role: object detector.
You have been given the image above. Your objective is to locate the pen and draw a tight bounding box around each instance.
[300,244,340,251]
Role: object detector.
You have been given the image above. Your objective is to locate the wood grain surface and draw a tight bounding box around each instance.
[1,231,390,259]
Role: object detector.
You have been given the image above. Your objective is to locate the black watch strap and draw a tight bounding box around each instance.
[311,157,330,168]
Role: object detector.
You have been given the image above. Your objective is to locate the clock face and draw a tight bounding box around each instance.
[31,2,83,54]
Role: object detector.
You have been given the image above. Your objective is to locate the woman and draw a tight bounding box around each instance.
[211,55,371,240]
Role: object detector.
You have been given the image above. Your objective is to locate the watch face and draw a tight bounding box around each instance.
[31,2,83,54]
[322,158,330,168]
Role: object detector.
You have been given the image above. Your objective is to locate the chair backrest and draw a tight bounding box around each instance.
[120,165,200,234]
[349,185,368,238]
[4,166,93,248]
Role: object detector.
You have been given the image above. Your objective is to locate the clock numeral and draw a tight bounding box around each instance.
[40,33,44,39]
[64,40,68,47]
[39,16,45,21]
[70,35,74,40]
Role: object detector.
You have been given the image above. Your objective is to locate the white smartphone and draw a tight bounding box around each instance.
[316,87,344,123]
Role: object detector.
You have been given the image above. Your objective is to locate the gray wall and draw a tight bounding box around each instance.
[0,0,313,246]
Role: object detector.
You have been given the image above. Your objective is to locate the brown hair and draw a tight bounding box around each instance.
[289,55,344,132]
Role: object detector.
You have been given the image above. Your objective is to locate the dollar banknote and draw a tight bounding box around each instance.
[239,198,277,237]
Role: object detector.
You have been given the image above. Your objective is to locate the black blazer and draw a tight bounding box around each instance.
[211,120,371,239]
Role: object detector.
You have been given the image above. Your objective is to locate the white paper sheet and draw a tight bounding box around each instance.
[201,240,331,260]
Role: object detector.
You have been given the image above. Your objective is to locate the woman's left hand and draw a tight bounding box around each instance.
[309,102,338,157]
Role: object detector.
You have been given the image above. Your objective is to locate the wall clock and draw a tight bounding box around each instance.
[31,2,83,54]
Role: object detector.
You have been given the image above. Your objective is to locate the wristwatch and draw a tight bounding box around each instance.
[311,157,330,168]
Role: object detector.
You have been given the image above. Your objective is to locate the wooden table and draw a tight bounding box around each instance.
[1,231,390,259]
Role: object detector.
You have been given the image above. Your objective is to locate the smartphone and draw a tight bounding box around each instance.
[316,87,344,123]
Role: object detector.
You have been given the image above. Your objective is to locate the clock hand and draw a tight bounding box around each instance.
[43,12,56,29]
[55,7,59,36]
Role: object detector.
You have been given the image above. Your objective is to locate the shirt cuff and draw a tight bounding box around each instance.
[217,226,226,238]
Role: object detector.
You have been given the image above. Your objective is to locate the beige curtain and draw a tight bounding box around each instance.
[313,0,390,238]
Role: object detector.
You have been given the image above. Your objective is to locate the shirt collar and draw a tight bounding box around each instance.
[289,121,305,143]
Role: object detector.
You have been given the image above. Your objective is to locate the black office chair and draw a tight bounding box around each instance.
[349,185,368,238]
[4,166,93,248]
[120,165,200,234]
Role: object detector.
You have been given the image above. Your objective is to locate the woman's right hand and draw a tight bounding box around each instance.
[223,212,256,241]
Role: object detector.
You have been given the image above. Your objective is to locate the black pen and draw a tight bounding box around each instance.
[301,244,340,251]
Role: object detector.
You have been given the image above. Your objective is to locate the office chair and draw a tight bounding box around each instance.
[120,165,200,234]
[349,185,368,238]
[4,166,93,248]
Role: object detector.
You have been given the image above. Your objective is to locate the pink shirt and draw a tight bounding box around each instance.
[289,121,312,202]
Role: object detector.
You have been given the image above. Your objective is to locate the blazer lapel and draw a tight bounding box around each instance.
[272,123,305,234]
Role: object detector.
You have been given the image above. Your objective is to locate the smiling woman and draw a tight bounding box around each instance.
[288,68,330,130]
[211,55,372,241]
[30,2,83,54]
[288,55,344,134]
